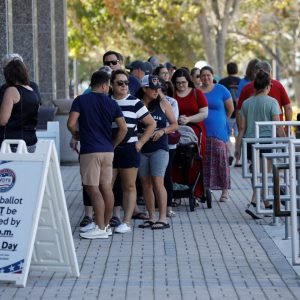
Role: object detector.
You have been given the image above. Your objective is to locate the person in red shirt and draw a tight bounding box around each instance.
[236,61,292,125]
[171,68,208,199]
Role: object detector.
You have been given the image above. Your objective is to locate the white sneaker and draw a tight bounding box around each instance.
[80,222,96,233]
[106,225,112,236]
[115,223,131,234]
[80,225,109,239]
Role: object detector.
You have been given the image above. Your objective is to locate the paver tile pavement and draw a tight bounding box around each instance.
[0,165,299,299]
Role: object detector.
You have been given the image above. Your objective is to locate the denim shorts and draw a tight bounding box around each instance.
[227,118,238,136]
[113,143,140,169]
[139,149,169,177]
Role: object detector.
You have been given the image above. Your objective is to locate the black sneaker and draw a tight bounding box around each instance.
[229,156,234,166]
[245,204,262,219]
[80,216,93,228]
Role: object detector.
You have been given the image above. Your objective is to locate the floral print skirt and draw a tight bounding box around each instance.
[203,137,230,190]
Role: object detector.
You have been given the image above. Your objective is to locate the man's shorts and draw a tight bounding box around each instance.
[80,152,113,186]
[139,149,169,177]
[113,143,140,169]
[247,143,272,161]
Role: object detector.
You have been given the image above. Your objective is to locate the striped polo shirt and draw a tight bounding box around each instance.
[111,94,149,144]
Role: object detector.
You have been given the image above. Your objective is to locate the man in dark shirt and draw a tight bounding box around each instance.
[219,62,241,166]
[102,50,141,96]
[68,70,127,239]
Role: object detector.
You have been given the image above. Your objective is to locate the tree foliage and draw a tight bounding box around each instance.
[68,0,300,102]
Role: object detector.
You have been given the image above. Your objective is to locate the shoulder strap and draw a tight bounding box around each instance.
[16,86,23,140]
[191,88,202,133]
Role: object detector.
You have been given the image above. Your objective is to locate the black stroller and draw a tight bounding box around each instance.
[172,125,212,211]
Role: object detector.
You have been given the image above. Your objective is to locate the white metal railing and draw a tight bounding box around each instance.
[289,139,300,265]
[242,137,291,178]
[254,121,300,139]
[241,121,300,265]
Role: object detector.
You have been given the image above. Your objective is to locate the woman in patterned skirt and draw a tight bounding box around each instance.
[200,66,234,202]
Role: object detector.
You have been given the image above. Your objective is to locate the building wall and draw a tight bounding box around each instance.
[0,0,69,105]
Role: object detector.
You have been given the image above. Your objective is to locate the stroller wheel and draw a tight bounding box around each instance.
[189,197,195,211]
[206,189,212,209]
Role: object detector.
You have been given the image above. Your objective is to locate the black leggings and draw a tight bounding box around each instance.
[164,149,176,207]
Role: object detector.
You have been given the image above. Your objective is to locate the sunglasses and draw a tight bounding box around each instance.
[196,75,201,78]
[116,80,129,86]
[104,60,119,66]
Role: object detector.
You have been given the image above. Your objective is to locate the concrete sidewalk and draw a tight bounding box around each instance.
[0,165,300,299]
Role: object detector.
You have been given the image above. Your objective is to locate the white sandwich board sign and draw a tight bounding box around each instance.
[0,140,79,287]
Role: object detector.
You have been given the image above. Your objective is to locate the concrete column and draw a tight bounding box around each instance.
[37,0,56,105]
[11,0,38,82]
[0,0,13,84]
[55,0,69,99]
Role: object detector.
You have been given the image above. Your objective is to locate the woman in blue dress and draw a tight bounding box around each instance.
[200,66,234,202]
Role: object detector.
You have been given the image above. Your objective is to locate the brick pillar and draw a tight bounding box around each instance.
[36,0,56,105]
[11,0,38,82]
[0,0,13,84]
[55,0,69,99]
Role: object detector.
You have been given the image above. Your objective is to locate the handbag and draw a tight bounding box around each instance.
[168,130,181,145]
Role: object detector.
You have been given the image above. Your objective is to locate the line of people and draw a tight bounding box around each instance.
[67,51,182,238]
[67,50,240,239]
[0,52,290,239]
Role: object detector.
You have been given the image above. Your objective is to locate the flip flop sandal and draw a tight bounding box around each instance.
[151,221,170,230]
[219,195,229,202]
[132,212,149,220]
[138,220,155,228]
[167,210,176,217]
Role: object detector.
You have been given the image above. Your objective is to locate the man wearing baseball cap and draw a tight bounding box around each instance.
[126,60,147,81]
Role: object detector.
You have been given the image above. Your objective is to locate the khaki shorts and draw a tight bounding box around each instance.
[80,152,114,186]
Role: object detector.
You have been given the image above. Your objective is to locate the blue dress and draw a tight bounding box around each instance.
[203,84,231,190]
[203,84,231,143]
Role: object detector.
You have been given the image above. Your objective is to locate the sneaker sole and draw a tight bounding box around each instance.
[115,229,131,234]
[80,226,96,233]
[245,209,262,219]
[79,234,108,239]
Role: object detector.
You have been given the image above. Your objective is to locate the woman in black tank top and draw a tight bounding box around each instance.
[0,59,40,152]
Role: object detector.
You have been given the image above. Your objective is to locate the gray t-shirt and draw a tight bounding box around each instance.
[240,95,281,138]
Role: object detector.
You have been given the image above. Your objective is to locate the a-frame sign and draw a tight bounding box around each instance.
[0,140,79,287]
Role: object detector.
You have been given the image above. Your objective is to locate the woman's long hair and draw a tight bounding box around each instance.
[245,58,260,81]
[136,87,162,112]
[4,59,29,86]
